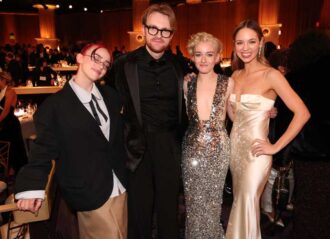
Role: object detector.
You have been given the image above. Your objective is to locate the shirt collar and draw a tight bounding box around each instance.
[138,46,167,65]
[69,78,103,104]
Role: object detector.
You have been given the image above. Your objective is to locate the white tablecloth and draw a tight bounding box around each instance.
[19,114,36,155]
[19,115,35,139]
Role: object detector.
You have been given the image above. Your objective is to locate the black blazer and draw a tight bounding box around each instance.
[15,82,127,211]
[109,46,184,172]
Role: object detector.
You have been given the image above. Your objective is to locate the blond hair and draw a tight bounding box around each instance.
[187,32,223,57]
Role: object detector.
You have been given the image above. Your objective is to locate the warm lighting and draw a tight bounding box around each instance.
[69,5,73,9]
[186,0,202,4]
[56,4,60,8]
[9,32,15,40]
[100,10,103,13]
[33,4,57,10]
[278,29,281,35]
[136,34,144,42]
[262,28,270,36]
[84,7,88,11]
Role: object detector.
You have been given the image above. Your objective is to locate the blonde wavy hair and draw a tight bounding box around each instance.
[187,32,223,58]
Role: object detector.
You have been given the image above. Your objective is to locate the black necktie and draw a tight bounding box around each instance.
[89,94,108,125]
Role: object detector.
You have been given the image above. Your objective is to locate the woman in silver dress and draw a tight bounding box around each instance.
[182,32,234,239]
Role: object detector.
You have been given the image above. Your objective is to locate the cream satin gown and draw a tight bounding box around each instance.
[226,94,274,239]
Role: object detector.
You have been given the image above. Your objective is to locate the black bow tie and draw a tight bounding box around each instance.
[149,59,166,67]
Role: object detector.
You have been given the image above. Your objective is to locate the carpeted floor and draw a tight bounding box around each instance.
[177,188,293,239]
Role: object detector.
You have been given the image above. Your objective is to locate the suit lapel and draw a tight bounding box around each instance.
[124,60,143,126]
[63,83,109,142]
[97,85,117,143]
[168,55,184,123]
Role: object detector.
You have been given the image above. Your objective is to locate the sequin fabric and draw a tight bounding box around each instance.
[182,74,230,239]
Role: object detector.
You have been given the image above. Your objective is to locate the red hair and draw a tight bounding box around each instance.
[80,43,108,55]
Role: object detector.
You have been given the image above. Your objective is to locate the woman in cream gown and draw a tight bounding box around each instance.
[225,20,310,239]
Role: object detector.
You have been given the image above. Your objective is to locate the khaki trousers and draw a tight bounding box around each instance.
[77,192,127,239]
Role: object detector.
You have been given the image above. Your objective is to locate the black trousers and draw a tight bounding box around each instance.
[128,129,181,239]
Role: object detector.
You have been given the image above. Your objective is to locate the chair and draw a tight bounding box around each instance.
[0,160,56,239]
[0,141,10,188]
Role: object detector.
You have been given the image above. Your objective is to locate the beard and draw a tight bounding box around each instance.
[145,38,170,54]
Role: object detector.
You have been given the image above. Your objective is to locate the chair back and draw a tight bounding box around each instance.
[12,160,56,224]
[0,160,56,224]
[0,141,10,181]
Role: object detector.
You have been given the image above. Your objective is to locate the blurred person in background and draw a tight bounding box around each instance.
[0,71,28,175]
[5,52,24,86]
[284,29,330,239]
[32,58,57,86]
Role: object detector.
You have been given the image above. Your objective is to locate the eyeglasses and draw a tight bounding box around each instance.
[144,25,174,38]
[84,53,111,70]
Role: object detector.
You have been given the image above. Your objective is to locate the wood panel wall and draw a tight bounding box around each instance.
[0,13,39,45]
[0,0,328,58]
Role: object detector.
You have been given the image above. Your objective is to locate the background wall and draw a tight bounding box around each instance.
[1,0,329,58]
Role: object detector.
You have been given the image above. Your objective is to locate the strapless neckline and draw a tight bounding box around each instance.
[230,93,275,103]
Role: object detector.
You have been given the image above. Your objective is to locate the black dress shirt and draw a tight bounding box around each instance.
[137,47,178,130]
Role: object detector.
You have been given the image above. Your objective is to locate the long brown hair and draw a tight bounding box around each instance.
[231,19,268,71]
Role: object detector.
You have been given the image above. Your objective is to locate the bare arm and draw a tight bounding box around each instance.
[226,77,235,121]
[252,69,310,156]
[183,77,188,102]
[0,89,17,122]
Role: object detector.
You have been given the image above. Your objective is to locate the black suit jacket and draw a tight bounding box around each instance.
[109,46,184,172]
[15,82,127,211]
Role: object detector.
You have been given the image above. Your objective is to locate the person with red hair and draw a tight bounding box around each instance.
[14,43,128,239]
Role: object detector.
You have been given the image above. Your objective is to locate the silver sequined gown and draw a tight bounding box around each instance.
[182,75,230,239]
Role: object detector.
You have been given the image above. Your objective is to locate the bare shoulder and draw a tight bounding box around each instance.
[264,67,292,98]
[231,70,241,81]
[5,87,17,97]
[266,67,285,81]
[226,77,235,96]
[228,76,235,88]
